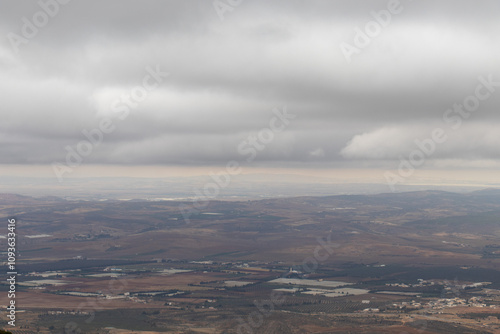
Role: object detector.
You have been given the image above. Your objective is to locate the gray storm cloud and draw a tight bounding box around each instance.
[0,0,499,169]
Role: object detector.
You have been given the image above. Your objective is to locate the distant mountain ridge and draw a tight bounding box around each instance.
[1,188,500,205]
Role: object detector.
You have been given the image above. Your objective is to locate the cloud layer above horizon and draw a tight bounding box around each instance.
[1,0,499,171]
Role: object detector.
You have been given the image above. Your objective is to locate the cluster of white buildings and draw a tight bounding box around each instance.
[427,297,488,309]
[47,310,91,315]
[391,296,496,311]
[386,279,436,288]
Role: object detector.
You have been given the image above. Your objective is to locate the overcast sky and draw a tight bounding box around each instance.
[1,0,499,182]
